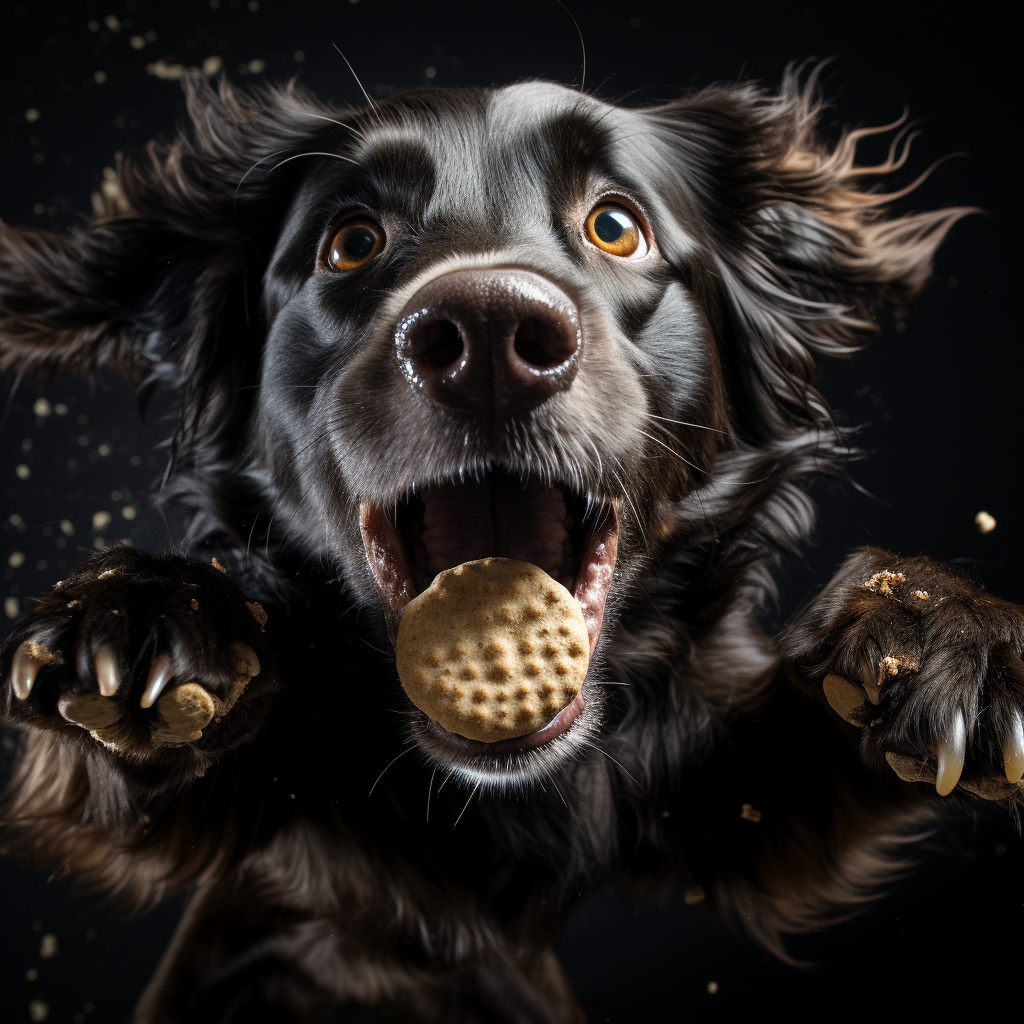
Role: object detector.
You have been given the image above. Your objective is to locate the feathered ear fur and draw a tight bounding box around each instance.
[0,75,336,389]
[642,64,974,444]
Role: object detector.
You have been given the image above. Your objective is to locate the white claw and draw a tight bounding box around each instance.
[1002,708,1024,784]
[11,642,43,700]
[934,711,967,796]
[94,647,120,697]
[141,652,176,709]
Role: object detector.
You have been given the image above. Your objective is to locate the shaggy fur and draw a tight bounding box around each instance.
[1,67,1020,1022]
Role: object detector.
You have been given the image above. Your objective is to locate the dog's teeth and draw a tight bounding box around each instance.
[230,642,261,679]
[934,712,966,796]
[141,652,176,708]
[1002,708,1024,784]
[95,647,121,697]
[11,643,43,700]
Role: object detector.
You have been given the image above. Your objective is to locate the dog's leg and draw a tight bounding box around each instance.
[2,545,275,771]
[672,546,1024,946]
[782,546,1024,801]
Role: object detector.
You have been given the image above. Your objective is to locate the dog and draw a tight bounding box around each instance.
[1,66,1021,1022]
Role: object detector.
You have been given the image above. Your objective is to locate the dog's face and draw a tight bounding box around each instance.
[0,73,956,790]
[248,83,726,784]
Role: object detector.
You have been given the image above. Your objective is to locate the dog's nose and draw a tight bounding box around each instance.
[394,269,580,421]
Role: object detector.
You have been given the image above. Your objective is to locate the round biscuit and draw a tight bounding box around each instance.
[396,558,589,742]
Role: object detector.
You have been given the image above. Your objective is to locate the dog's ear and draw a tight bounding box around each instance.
[0,76,334,389]
[641,66,974,441]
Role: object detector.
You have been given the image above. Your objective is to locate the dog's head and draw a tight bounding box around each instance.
[0,71,966,787]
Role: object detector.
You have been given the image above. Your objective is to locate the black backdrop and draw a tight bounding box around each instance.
[1,2,1021,1021]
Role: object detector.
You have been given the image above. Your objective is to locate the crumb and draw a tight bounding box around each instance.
[211,557,227,574]
[864,570,905,596]
[879,655,902,679]
[246,601,267,630]
[914,589,930,600]
[26,642,64,666]
[98,568,117,579]
[707,981,719,995]
[191,598,199,610]
[975,511,996,534]
[740,803,761,823]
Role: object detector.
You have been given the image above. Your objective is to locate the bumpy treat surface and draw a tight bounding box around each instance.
[396,558,589,742]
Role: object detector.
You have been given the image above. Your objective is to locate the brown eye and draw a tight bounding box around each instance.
[323,218,386,271]
[584,204,649,259]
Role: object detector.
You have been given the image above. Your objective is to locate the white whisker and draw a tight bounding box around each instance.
[368,745,414,798]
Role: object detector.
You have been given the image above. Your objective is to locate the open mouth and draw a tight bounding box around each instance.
[359,467,619,751]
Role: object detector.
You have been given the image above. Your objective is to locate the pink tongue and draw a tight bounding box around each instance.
[420,476,569,581]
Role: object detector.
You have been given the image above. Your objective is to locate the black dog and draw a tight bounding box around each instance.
[2,68,1021,1022]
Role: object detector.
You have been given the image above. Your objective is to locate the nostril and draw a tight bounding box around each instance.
[512,317,577,370]
[413,320,463,369]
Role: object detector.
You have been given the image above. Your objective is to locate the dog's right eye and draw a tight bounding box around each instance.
[323,218,386,271]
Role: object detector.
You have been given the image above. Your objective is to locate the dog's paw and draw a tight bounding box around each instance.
[2,547,268,762]
[786,548,1024,801]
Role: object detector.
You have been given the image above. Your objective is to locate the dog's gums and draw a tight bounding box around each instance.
[1,67,1020,1023]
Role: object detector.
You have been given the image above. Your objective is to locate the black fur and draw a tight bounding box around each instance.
[1,68,1019,1022]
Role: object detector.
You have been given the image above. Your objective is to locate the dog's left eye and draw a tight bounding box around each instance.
[323,218,386,271]
[584,204,649,259]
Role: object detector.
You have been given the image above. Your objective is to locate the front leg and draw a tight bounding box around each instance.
[1,545,276,784]
[784,546,1024,800]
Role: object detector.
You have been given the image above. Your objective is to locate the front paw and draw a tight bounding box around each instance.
[2,547,271,765]
[785,548,1024,801]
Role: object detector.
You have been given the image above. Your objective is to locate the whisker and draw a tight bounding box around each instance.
[634,428,701,472]
[645,413,732,437]
[608,463,647,548]
[454,781,481,826]
[582,741,643,790]
[332,44,381,119]
[426,767,438,822]
[270,151,359,173]
[368,745,414,798]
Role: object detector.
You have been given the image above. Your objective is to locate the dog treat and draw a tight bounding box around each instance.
[396,558,589,742]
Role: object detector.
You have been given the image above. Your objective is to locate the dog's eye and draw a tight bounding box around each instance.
[323,218,386,271]
[584,204,649,259]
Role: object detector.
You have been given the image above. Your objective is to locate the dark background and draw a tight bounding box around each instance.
[1,1,1021,1021]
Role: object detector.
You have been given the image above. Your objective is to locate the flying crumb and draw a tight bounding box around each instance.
[92,511,112,533]
[740,803,761,823]
[975,511,996,534]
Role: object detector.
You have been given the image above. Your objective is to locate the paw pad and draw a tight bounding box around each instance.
[52,644,261,752]
[823,673,1024,802]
